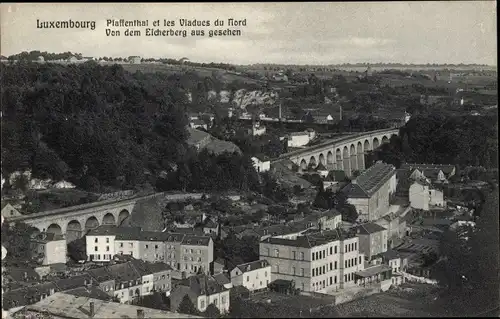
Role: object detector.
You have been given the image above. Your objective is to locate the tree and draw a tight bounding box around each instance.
[67,237,87,262]
[133,293,170,311]
[204,304,221,318]
[178,294,198,315]
[1,221,38,261]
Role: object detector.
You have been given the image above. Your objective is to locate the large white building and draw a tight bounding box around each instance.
[259,228,365,293]
[287,129,316,148]
[409,180,446,211]
[86,226,214,278]
[251,156,270,173]
[230,260,272,292]
[30,232,67,265]
[343,161,397,222]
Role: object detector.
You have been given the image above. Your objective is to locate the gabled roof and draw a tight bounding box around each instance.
[180,274,227,296]
[401,163,455,175]
[213,272,231,285]
[343,161,395,198]
[325,170,346,182]
[234,260,270,273]
[355,222,387,235]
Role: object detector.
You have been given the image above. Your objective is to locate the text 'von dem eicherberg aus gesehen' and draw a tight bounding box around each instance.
[105,18,247,38]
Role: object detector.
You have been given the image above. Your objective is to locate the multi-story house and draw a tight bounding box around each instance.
[30,232,67,265]
[259,228,364,293]
[230,260,271,292]
[170,274,230,314]
[354,223,388,261]
[409,180,446,211]
[86,226,213,278]
[401,163,456,184]
[342,161,396,222]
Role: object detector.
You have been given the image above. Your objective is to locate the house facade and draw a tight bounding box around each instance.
[1,203,22,218]
[251,156,271,173]
[86,226,214,278]
[287,132,311,148]
[230,260,272,292]
[30,232,67,265]
[343,161,396,222]
[409,181,446,211]
[259,229,365,293]
[354,223,388,261]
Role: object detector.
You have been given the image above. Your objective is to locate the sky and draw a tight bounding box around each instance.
[0,2,497,65]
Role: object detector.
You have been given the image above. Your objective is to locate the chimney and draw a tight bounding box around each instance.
[137,309,145,319]
[89,302,95,318]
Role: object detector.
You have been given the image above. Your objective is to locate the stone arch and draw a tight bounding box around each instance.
[309,156,317,168]
[85,216,100,232]
[327,151,334,167]
[46,223,62,236]
[350,144,357,172]
[390,133,398,140]
[343,145,351,175]
[66,220,83,243]
[102,213,116,225]
[31,226,41,237]
[373,137,380,149]
[318,153,325,165]
[382,135,389,144]
[335,148,343,170]
[364,139,371,152]
[118,209,130,225]
[357,141,364,171]
[300,159,307,170]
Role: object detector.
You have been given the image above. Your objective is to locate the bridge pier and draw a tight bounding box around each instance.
[357,152,365,171]
[350,155,358,173]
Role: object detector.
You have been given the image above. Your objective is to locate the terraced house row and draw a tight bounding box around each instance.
[3,259,172,309]
[86,225,214,278]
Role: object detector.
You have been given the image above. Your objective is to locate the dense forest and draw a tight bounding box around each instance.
[369,111,499,170]
[0,62,255,193]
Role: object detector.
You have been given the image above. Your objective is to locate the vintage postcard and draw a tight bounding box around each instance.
[1,2,498,319]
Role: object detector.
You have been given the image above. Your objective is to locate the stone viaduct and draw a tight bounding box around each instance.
[5,192,208,242]
[273,127,400,176]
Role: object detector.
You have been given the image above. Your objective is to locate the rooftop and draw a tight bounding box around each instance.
[355,264,392,278]
[355,222,387,235]
[234,260,270,273]
[343,161,395,198]
[24,293,202,318]
[180,274,228,296]
[261,228,357,248]
[401,163,455,175]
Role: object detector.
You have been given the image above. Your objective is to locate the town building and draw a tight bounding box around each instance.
[251,155,270,173]
[354,223,388,261]
[379,250,409,273]
[30,232,67,265]
[129,56,142,64]
[16,292,202,319]
[1,203,22,218]
[189,119,208,130]
[322,170,347,191]
[409,180,446,211]
[287,130,316,148]
[230,260,272,292]
[170,273,230,314]
[400,163,456,183]
[259,228,365,293]
[342,161,397,222]
[86,226,214,278]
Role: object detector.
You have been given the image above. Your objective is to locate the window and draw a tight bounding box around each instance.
[354,258,357,266]
[264,271,267,277]
[359,256,362,264]
[322,265,325,274]
[266,248,270,256]
[94,246,98,252]
[106,246,110,252]
[201,300,205,309]
[146,245,149,249]
[129,243,133,248]
[198,249,202,254]
[330,277,332,285]
[274,249,279,257]
[94,238,98,243]
[334,246,337,254]
[330,262,332,271]
[214,299,218,305]
[334,276,337,284]
[120,243,123,248]
[106,238,109,243]
[222,296,226,303]
[300,252,304,260]
[345,261,347,268]
[247,276,249,282]
[276,265,279,273]
[190,249,193,254]
[300,268,304,276]
[330,247,333,254]
[292,267,296,275]
[292,251,296,260]
[155,245,159,249]
[335,261,337,269]
[312,253,315,261]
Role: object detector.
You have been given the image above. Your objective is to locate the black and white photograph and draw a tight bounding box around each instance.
[1,2,498,318]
